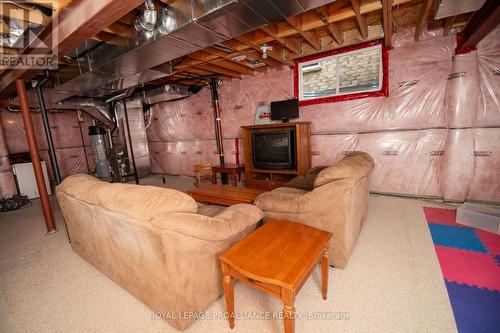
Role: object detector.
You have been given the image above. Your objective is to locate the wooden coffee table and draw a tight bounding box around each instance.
[219,220,333,333]
[187,184,266,206]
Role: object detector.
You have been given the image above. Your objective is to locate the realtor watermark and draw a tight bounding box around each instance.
[0,0,58,69]
[150,311,351,321]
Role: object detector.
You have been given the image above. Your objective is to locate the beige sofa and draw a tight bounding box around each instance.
[253,152,374,268]
[56,174,263,330]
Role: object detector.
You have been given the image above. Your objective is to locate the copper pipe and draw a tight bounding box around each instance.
[15,79,57,234]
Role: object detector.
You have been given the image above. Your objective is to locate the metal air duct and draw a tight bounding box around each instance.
[12,0,334,105]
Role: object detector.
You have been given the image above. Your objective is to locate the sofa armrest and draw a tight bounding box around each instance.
[254,178,355,214]
[150,204,264,242]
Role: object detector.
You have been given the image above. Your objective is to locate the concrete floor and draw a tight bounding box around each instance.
[0,175,458,333]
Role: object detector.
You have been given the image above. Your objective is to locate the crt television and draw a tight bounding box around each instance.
[270,98,299,122]
[252,131,295,169]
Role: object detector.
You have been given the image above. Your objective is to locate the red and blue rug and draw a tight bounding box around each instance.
[423,207,500,333]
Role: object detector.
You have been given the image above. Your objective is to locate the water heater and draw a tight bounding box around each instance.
[88,125,111,178]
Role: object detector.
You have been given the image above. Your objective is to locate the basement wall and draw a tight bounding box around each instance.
[0,110,96,197]
[147,27,500,204]
[0,118,16,197]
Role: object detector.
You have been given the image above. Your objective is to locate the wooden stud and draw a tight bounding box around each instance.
[443,16,456,36]
[382,0,393,46]
[415,0,433,41]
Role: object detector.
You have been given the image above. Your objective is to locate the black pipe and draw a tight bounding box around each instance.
[122,100,139,185]
[209,78,227,185]
[36,70,62,184]
[77,110,91,174]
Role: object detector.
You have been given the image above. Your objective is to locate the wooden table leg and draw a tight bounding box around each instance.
[231,172,237,187]
[321,249,329,300]
[282,289,295,333]
[211,172,217,184]
[221,263,235,329]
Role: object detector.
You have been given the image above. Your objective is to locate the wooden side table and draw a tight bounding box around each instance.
[211,163,244,187]
[219,220,332,333]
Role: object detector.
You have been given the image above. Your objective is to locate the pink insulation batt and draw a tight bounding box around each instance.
[146,27,500,203]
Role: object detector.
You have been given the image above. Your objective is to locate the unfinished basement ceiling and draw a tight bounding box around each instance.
[0,0,487,106]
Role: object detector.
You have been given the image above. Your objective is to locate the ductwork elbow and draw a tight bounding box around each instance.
[135,0,157,32]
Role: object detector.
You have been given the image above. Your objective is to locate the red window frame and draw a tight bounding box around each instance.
[293,40,389,107]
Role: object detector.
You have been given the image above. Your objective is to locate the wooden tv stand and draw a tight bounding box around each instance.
[241,122,311,190]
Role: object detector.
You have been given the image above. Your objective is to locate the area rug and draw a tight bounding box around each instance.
[423,207,500,333]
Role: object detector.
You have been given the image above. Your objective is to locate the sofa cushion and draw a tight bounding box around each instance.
[284,166,328,191]
[95,183,198,221]
[197,204,226,217]
[305,165,329,178]
[314,151,374,187]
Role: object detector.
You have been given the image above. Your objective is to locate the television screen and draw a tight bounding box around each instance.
[252,131,295,169]
[270,99,299,121]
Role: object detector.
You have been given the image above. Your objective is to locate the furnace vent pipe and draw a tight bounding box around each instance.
[36,70,62,184]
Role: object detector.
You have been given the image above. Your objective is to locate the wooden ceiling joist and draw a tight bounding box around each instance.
[0,0,488,91]
[188,52,255,76]
[415,0,433,41]
[208,59,255,76]
[318,5,343,45]
[0,46,18,55]
[192,63,241,79]
[233,35,294,67]
[286,15,321,50]
[203,47,267,73]
[0,0,144,97]
[382,0,393,46]
[0,3,49,26]
[273,0,413,39]
[93,31,129,46]
[260,25,301,55]
[229,47,284,69]
[350,0,368,40]
[103,22,135,39]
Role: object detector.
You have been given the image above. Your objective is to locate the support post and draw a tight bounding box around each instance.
[210,78,227,184]
[122,100,139,185]
[15,79,56,234]
[36,70,62,184]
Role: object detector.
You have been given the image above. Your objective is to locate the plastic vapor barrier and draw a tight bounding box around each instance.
[146,27,500,203]
[0,109,96,184]
[0,118,16,197]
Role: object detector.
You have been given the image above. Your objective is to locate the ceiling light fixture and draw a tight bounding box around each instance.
[260,44,273,59]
